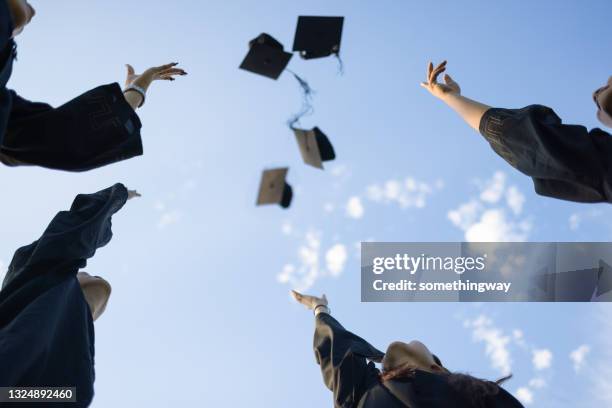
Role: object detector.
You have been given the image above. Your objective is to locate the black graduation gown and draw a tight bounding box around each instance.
[314,313,524,408]
[479,105,612,203]
[0,0,16,139]
[0,183,128,407]
[0,2,143,172]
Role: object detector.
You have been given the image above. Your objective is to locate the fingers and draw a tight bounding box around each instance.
[156,67,188,81]
[291,290,303,302]
[443,73,455,85]
[159,68,188,76]
[153,62,180,72]
[126,64,135,76]
[428,60,447,84]
[127,189,142,200]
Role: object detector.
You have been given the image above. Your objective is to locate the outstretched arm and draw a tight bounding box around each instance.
[292,291,384,408]
[420,60,491,132]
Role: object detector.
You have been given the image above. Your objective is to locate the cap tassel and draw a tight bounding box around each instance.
[287,70,314,129]
[334,53,344,75]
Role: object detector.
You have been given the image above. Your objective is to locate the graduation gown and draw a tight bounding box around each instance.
[314,313,524,408]
[0,2,143,172]
[479,105,612,203]
[0,183,128,407]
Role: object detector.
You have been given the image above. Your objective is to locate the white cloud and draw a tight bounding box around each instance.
[529,378,546,389]
[330,164,349,178]
[506,186,525,215]
[448,200,481,230]
[281,221,293,236]
[365,176,441,210]
[346,196,364,219]
[568,209,604,231]
[591,305,612,405]
[568,213,581,231]
[277,231,348,291]
[532,349,553,370]
[465,209,531,242]
[464,314,512,375]
[323,202,335,213]
[325,244,347,277]
[157,210,182,229]
[480,171,506,203]
[516,387,534,405]
[570,344,590,373]
[448,172,531,242]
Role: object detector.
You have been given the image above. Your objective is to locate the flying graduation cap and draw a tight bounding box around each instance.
[240,33,293,79]
[293,127,336,169]
[256,167,293,209]
[292,16,344,59]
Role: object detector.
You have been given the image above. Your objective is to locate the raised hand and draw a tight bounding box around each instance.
[420,60,461,99]
[124,62,187,92]
[291,290,328,311]
[126,189,141,200]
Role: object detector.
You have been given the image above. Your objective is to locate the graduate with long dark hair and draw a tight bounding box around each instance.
[421,60,612,204]
[292,290,524,408]
[0,183,137,407]
[0,0,187,172]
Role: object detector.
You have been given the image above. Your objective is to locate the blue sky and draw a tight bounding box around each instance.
[0,0,611,406]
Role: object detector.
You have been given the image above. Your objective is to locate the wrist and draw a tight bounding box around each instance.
[438,92,458,103]
[314,304,330,316]
[124,84,146,108]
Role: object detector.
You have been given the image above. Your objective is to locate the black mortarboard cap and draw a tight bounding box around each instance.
[256,167,293,208]
[293,127,336,169]
[240,33,293,79]
[292,16,344,59]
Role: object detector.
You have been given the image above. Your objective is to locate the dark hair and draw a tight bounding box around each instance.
[381,363,512,408]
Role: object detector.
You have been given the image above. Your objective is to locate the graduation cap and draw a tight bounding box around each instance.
[292,16,344,59]
[256,167,293,208]
[240,33,293,79]
[293,127,336,169]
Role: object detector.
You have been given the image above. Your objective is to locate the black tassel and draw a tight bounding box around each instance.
[286,69,314,129]
[334,53,344,75]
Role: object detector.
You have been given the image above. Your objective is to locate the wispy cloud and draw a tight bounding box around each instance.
[281,220,294,236]
[462,312,553,406]
[568,209,604,231]
[532,349,553,370]
[569,344,590,373]
[157,209,182,229]
[345,196,365,219]
[151,179,199,231]
[277,230,348,292]
[325,244,348,277]
[463,314,512,375]
[515,387,533,405]
[365,177,443,210]
[589,305,612,405]
[448,171,531,242]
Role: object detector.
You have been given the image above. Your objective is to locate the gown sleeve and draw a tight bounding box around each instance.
[0,0,15,141]
[0,183,128,326]
[479,104,612,203]
[0,84,143,172]
[314,313,385,408]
